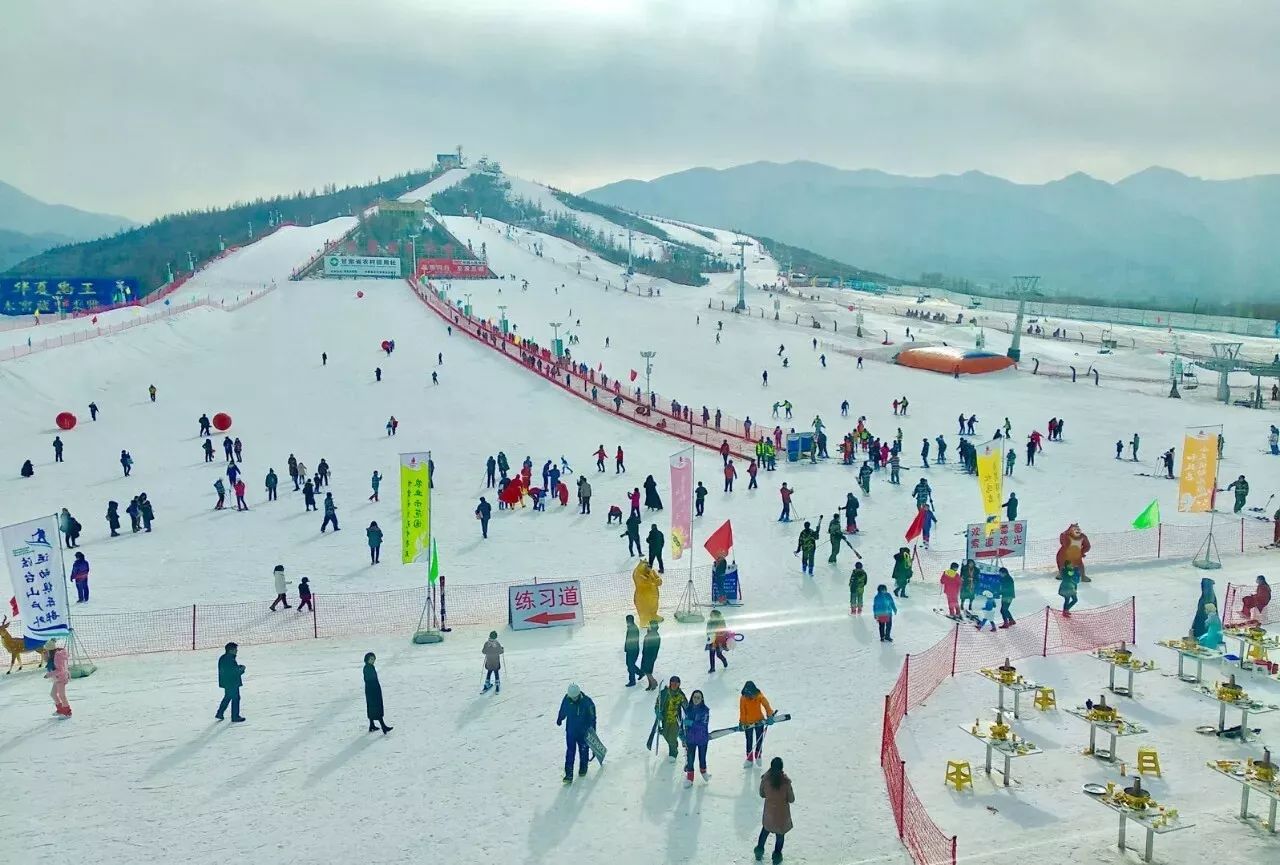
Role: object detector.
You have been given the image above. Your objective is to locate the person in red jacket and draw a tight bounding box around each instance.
[723,460,737,493]
[779,483,794,521]
[628,487,641,517]
[747,459,759,490]
[719,439,731,466]
[234,479,249,511]
[1241,575,1271,622]
[615,446,625,474]
[595,445,607,472]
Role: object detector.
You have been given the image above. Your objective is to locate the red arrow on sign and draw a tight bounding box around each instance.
[975,548,1016,558]
[525,611,577,626]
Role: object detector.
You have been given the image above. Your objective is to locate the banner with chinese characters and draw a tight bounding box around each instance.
[1,277,140,316]
[3,515,70,648]
[508,580,584,630]
[400,452,432,564]
[965,520,1028,562]
[1177,430,1218,513]
[669,448,693,560]
[416,258,494,279]
[975,441,1004,531]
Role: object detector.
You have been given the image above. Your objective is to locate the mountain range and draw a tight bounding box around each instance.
[585,162,1280,307]
[0,181,136,270]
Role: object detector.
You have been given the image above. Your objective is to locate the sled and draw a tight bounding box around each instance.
[708,713,792,741]
[586,728,608,764]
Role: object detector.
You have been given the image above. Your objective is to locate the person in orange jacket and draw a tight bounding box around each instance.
[739,680,776,766]
[723,459,737,493]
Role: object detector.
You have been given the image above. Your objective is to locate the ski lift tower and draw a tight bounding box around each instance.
[1005,275,1040,361]
[733,239,751,312]
[1203,342,1245,404]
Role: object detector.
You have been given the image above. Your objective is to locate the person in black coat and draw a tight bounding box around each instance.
[643,475,664,511]
[646,524,666,574]
[216,642,246,722]
[106,501,121,537]
[364,652,392,734]
[624,614,642,687]
[640,620,661,690]
[20,459,34,478]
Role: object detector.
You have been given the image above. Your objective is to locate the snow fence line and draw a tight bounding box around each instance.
[406,279,759,460]
[64,565,699,660]
[881,597,1138,865]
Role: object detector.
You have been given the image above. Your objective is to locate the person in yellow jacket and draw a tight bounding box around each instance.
[739,680,776,766]
[654,675,687,760]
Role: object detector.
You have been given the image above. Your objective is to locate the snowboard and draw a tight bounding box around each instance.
[708,714,792,741]
[585,728,608,764]
[934,607,978,623]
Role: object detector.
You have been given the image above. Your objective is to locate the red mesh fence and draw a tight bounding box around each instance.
[408,280,759,459]
[880,598,1135,865]
[1223,581,1280,628]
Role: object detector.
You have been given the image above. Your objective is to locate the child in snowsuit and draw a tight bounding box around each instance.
[975,590,999,632]
[849,562,868,614]
[298,576,313,611]
[482,631,504,692]
[45,640,71,716]
[873,585,897,642]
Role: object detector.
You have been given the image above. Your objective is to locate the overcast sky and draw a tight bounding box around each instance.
[4,0,1278,220]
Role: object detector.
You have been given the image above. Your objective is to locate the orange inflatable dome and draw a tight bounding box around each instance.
[894,346,1016,375]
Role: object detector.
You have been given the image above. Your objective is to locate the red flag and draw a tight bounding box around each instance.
[704,520,734,559]
[904,508,925,542]
[629,369,638,382]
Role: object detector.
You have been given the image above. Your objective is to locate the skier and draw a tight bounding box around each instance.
[723,460,737,493]
[624,614,642,687]
[45,639,71,717]
[646,524,666,573]
[974,590,999,632]
[826,514,849,564]
[303,479,317,511]
[623,512,643,556]
[320,493,339,533]
[640,621,662,690]
[88,402,98,421]
[739,680,776,765]
[695,481,707,516]
[920,438,930,468]
[105,501,120,537]
[1003,492,1019,520]
[297,576,313,611]
[482,631,504,693]
[794,522,817,576]
[919,504,938,548]
[891,547,912,597]
[997,567,1016,628]
[269,565,292,610]
[779,483,794,522]
[203,438,215,463]
[363,652,392,734]
[475,497,492,538]
[557,684,597,783]
[936,435,947,463]
[911,478,932,509]
[52,436,64,463]
[683,690,712,786]
[265,468,278,501]
[367,521,383,564]
[849,561,868,615]
[858,461,872,496]
[233,478,248,511]
[120,449,133,477]
[655,675,688,761]
[889,451,901,485]
[1161,448,1175,479]
[70,552,90,603]
[755,757,795,864]
[706,608,730,672]
[223,436,234,462]
[1226,475,1249,513]
[940,563,961,618]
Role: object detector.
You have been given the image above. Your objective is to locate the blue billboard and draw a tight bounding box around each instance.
[0,277,141,316]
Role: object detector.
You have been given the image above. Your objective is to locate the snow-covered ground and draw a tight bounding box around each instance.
[1,186,1278,865]
[399,167,473,202]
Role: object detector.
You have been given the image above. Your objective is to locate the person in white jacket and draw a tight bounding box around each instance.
[269,564,292,611]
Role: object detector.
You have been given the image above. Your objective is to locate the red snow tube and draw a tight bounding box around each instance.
[55,411,77,430]
[380,340,391,352]
[212,412,233,431]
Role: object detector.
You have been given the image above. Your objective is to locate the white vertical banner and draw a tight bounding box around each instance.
[3,515,70,646]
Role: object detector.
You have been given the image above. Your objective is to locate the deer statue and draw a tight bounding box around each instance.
[1,616,42,674]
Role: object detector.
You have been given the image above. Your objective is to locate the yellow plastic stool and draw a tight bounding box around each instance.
[1034,687,1057,710]
[1136,748,1162,777]
[1247,644,1270,663]
[945,760,973,792]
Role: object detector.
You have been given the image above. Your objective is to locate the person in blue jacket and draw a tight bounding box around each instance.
[873,584,897,643]
[556,683,597,783]
[683,689,711,786]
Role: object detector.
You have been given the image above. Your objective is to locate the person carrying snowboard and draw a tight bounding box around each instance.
[233,478,248,511]
[655,676,688,761]
[849,561,868,615]
[794,522,817,576]
[482,631,504,692]
[739,680,776,766]
[557,683,597,783]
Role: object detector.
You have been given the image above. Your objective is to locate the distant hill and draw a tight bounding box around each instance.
[0,180,138,271]
[585,162,1280,315]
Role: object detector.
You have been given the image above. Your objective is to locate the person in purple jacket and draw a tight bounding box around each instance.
[69,552,90,603]
[683,689,711,786]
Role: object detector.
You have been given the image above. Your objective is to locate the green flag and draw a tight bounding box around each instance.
[1131,499,1160,529]
[428,539,440,584]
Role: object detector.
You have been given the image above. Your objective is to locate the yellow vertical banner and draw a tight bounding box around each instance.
[976,443,1004,531]
[1177,431,1218,512]
[400,452,432,564]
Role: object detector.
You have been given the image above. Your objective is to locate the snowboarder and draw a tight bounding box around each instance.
[475,497,492,538]
[695,481,707,516]
[640,620,662,690]
[105,501,120,537]
[69,552,90,603]
[1226,475,1249,513]
[755,757,795,864]
[794,522,817,576]
[557,684,597,782]
[849,561,868,614]
[265,469,278,501]
[683,690,712,786]
[270,565,291,610]
[655,676,688,760]
[320,493,339,533]
[297,576,313,611]
[215,642,245,722]
[624,614,642,686]
[482,631,504,693]
[891,547,912,597]
[646,524,666,573]
[739,680,776,765]
[367,521,383,564]
[364,653,392,734]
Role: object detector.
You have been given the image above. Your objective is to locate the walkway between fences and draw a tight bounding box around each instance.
[407,279,758,459]
[882,598,1137,865]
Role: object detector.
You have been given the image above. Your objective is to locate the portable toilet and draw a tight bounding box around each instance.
[786,433,802,463]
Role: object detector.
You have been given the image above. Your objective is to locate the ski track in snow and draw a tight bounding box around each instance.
[1,176,1278,865]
